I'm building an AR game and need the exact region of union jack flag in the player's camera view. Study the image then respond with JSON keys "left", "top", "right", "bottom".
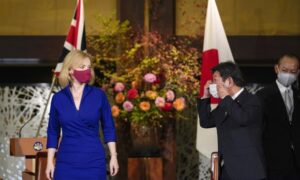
{"left": 55, "top": 0, "right": 86, "bottom": 74}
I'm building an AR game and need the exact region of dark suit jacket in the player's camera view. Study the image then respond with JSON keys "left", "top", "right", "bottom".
{"left": 197, "top": 90, "right": 266, "bottom": 180}
{"left": 257, "top": 82, "right": 300, "bottom": 174}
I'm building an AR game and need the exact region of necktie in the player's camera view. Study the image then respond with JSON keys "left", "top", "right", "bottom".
{"left": 284, "top": 89, "right": 293, "bottom": 122}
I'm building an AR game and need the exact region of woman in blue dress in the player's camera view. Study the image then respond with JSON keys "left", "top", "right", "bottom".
{"left": 45, "top": 50, "right": 119, "bottom": 180}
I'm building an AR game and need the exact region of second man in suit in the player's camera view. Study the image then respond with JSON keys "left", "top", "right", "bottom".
{"left": 257, "top": 54, "right": 300, "bottom": 180}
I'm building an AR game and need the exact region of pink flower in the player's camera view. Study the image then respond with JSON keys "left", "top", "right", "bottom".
{"left": 155, "top": 97, "right": 165, "bottom": 108}
{"left": 114, "top": 82, "right": 125, "bottom": 92}
{"left": 123, "top": 101, "right": 134, "bottom": 112}
{"left": 144, "top": 73, "right": 157, "bottom": 83}
{"left": 166, "top": 90, "right": 175, "bottom": 101}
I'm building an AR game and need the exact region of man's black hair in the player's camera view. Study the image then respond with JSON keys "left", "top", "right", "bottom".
{"left": 277, "top": 53, "right": 300, "bottom": 66}
{"left": 212, "top": 62, "right": 245, "bottom": 87}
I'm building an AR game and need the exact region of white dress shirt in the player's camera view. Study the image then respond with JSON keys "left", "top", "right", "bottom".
{"left": 231, "top": 88, "right": 244, "bottom": 100}
{"left": 276, "top": 80, "right": 294, "bottom": 106}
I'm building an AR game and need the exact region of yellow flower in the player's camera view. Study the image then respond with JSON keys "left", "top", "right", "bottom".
{"left": 115, "top": 92, "right": 125, "bottom": 104}
{"left": 145, "top": 90, "right": 158, "bottom": 100}
{"left": 111, "top": 105, "right": 120, "bottom": 117}
{"left": 139, "top": 101, "right": 151, "bottom": 111}
{"left": 173, "top": 97, "right": 185, "bottom": 111}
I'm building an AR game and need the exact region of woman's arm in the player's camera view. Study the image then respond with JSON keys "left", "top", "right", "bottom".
{"left": 45, "top": 96, "right": 61, "bottom": 179}
{"left": 100, "top": 91, "right": 119, "bottom": 176}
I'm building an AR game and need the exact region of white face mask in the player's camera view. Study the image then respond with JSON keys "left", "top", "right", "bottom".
{"left": 277, "top": 72, "right": 297, "bottom": 87}
{"left": 209, "top": 84, "right": 219, "bottom": 98}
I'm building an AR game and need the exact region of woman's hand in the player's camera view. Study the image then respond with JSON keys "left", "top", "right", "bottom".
{"left": 107, "top": 142, "right": 118, "bottom": 176}
{"left": 109, "top": 155, "right": 119, "bottom": 176}
{"left": 45, "top": 162, "right": 55, "bottom": 180}
{"left": 46, "top": 148, "right": 56, "bottom": 180}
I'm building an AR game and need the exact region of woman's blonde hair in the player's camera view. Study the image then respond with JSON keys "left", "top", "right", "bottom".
{"left": 58, "top": 50, "right": 95, "bottom": 88}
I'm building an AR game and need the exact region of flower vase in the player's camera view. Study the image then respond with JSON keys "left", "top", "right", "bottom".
{"left": 129, "top": 121, "right": 161, "bottom": 157}
{"left": 161, "top": 118, "right": 176, "bottom": 180}
{"left": 114, "top": 119, "right": 130, "bottom": 179}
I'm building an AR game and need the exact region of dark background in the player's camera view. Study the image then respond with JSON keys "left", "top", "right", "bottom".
{"left": 1, "top": 36, "right": 299, "bottom": 84}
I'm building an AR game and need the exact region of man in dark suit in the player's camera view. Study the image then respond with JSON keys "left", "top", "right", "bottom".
{"left": 197, "top": 62, "right": 266, "bottom": 180}
{"left": 257, "top": 54, "right": 300, "bottom": 180}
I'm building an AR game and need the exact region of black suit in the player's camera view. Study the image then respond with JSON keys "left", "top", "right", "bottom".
{"left": 197, "top": 89, "right": 266, "bottom": 180}
{"left": 257, "top": 82, "right": 300, "bottom": 180}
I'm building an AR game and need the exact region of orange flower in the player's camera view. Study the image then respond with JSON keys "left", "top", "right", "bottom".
{"left": 139, "top": 101, "right": 151, "bottom": 111}
{"left": 111, "top": 105, "right": 120, "bottom": 117}
{"left": 145, "top": 90, "right": 158, "bottom": 100}
{"left": 173, "top": 97, "right": 185, "bottom": 111}
{"left": 131, "top": 81, "right": 139, "bottom": 89}
{"left": 115, "top": 92, "right": 125, "bottom": 104}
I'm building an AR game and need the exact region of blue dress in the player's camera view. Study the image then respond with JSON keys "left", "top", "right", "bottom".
{"left": 47, "top": 85, "right": 116, "bottom": 180}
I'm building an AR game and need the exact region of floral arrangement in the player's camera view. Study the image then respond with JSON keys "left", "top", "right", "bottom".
{"left": 88, "top": 14, "right": 201, "bottom": 125}
{"left": 110, "top": 73, "right": 186, "bottom": 125}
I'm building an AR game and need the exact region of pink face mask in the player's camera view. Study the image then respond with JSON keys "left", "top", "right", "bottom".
{"left": 73, "top": 69, "right": 91, "bottom": 83}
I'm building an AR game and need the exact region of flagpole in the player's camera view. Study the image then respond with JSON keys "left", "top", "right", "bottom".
{"left": 35, "top": 74, "right": 57, "bottom": 137}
